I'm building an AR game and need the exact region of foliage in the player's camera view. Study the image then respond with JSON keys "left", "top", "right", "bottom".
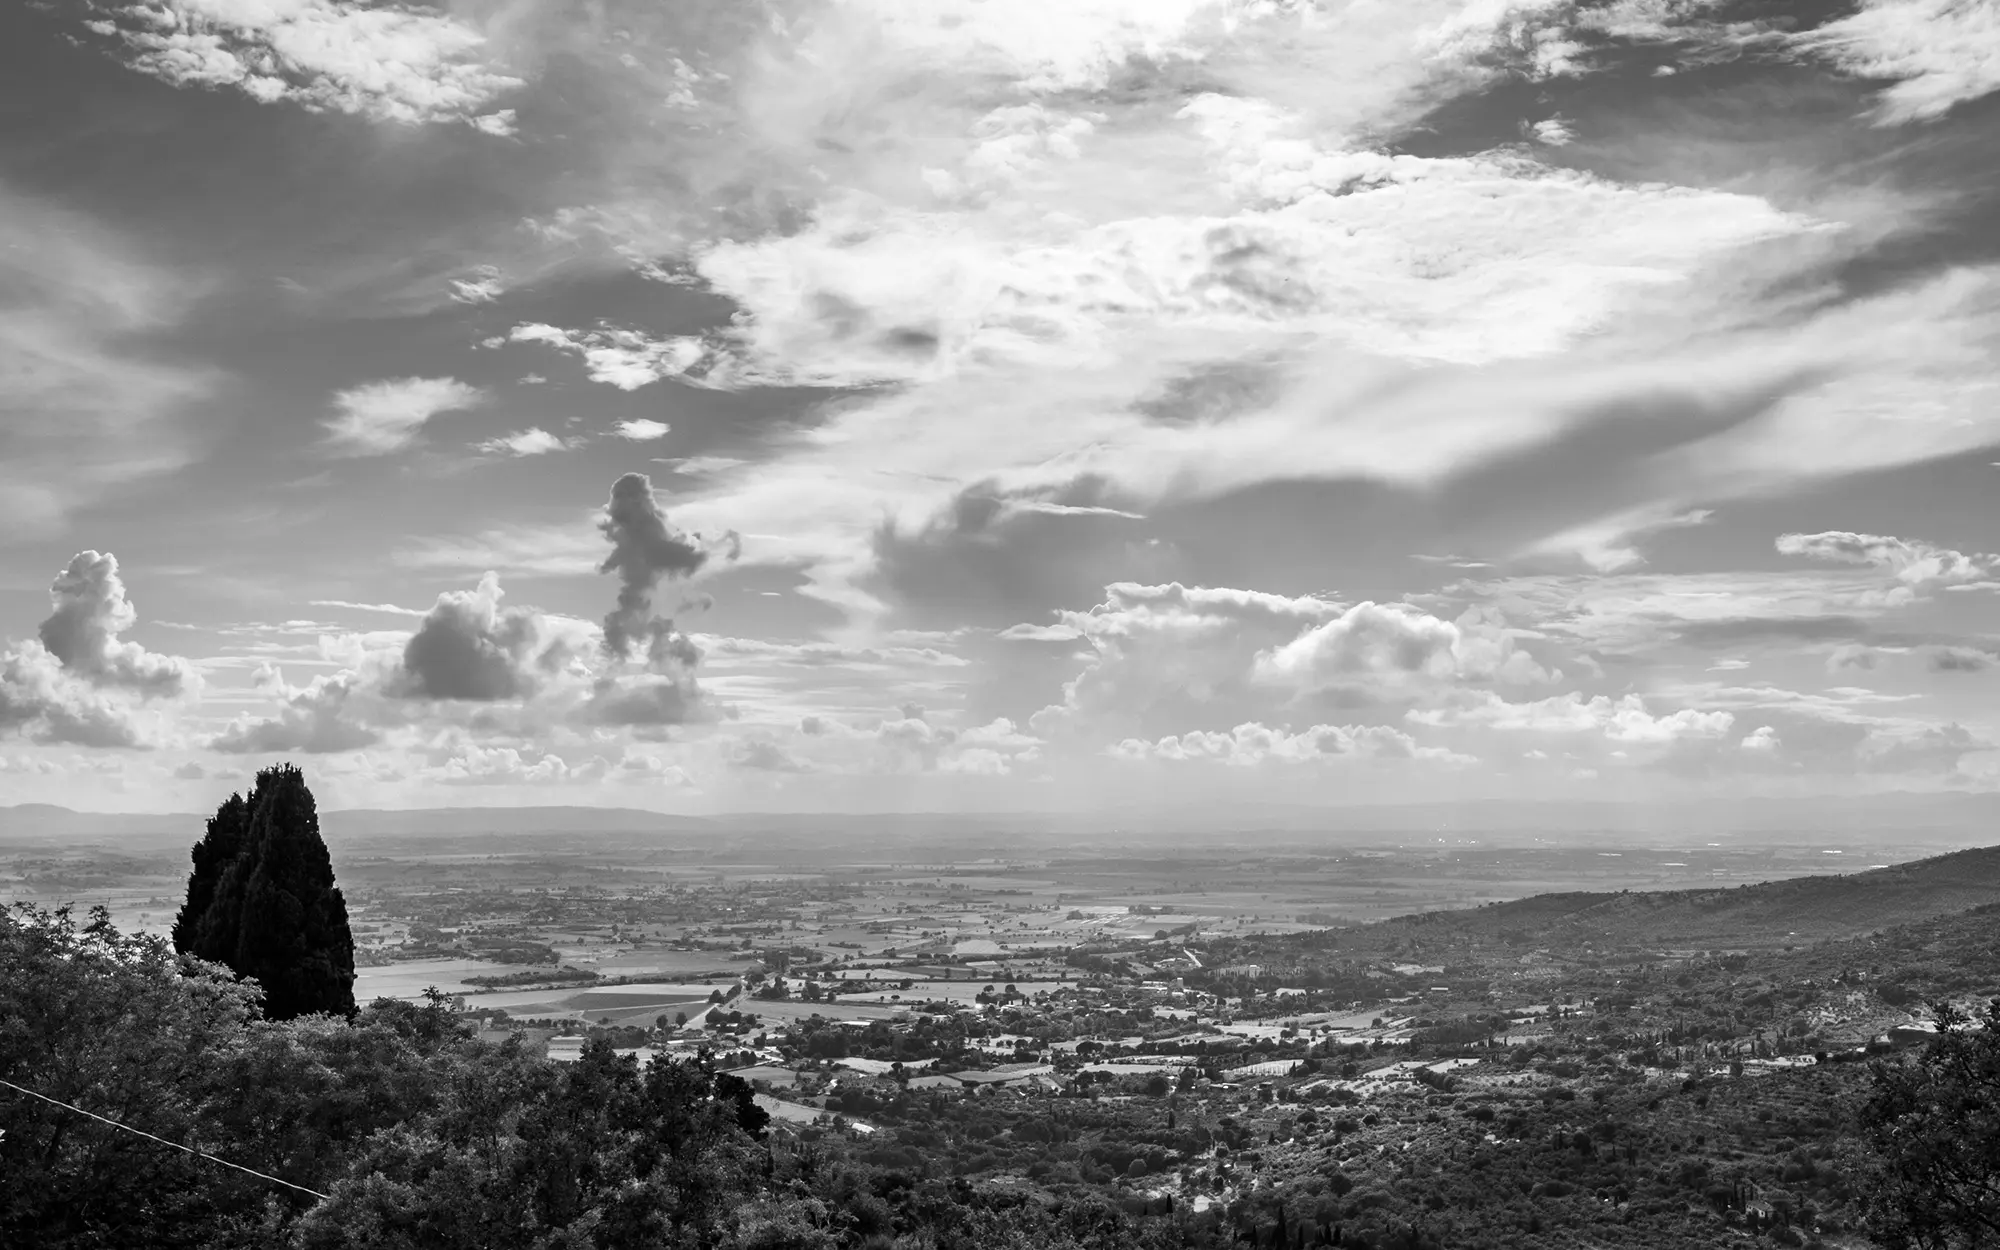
{"left": 1858, "top": 998, "right": 2000, "bottom": 1249}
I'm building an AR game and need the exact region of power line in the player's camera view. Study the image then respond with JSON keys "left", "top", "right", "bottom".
{"left": 0, "top": 1076, "right": 331, "bottom": 1201}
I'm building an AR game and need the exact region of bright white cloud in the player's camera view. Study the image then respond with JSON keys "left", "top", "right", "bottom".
{"left": 1410, "top": 691, "right": 1736, "bottom": 744}
{"left": 324, "top": 377, "right": 483, "bottom": 455}
{"left": 1111, "top": 720, "right": 1462, "bottom": 767}
{"left": 0, "top": 550, "right": 195, "bottom": 749}
{"left": 507, "top": 323, "right": 709, "bottom": 390}
{"left": 613, "top": 419, "right": 672, "bottom": 441}
{"left": 478, "top": 427, "right": 572, "bottom": 457}
{"left": 1253, "top": 601, "right": 1552, "bottom": 698}
{"left": 86, "top": 0, "right": 522, "bottom": 129}
{"left": 1796, "top": 0, "right": 2000, "bottom": 123}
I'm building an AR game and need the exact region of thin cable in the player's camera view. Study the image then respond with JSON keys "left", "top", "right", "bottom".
{"left": 0, "top": 1076, "right": 331, "bottom": 1201}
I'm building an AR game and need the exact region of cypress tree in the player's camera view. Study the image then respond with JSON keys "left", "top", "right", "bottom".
{"left": 170, "top": 789, "right": 251, "bottom": 959}
{"left": 171, "top": 764, "right": 356, "bottom": 1019}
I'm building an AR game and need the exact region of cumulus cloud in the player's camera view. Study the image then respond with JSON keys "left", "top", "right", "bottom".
{"left": 208, "top": 672, "right": 377, "bottom": 754}
{"left": 731, "top": 735, "right": 813, "bottom": 773}
{"left": 1030, "top": 582, "right": 1553, "bottom": 746}
{"left": 579, "top": 670, "right": 707, "bottom": 728}
{"left": 1741, "top": 725, "right": 1780, "bottom": 752}
{"left": 0, "top": 644, "right": 149, "bottom": 749}
{"left": 421, "top": 745, "right": 611, "bottom": 787}
{"left": 1111, "top": 721, "right": 1461, "bottom": 767}
{"left": 37, "top": 550, "right": 192, "bottom": 695}
{"left": 0, "top": 550, "right": 195, "bottom": 749}
{"left": 324, "top": 377, "right": 483, "bottom": 455}
{"left": 1253, "top": 601, "right": 1551, "bottom": 702}
{"left": 1410, "top": 691, "right": 1736, "bottom": 744}
{"left": 387, "top": 572, "right": 582, "bottom": 702}
{"left": 1033, "top": 582, "right": 1342, "bottom": 734}
{"left": 597, "top": 473, "right": 709, "bottom": 663}
{"left": 83, "top": 0, "right": 522, "bottom": 129}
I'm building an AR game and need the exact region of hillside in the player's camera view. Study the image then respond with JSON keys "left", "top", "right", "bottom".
{"left": 1362, "top": 844, "right": 2000, "bottom": 953}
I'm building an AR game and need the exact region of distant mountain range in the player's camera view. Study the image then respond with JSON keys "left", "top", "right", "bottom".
{"left": 1364, "top": 843, "right": 2000, "bottom": 951}
{"left": 2, "top": 791, "right": 1997, "bottom": 845}
{"left": 0, "top": 804, "right": 713, "bottom": 841}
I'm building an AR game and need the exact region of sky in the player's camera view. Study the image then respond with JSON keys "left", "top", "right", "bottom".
{"left": 2, "top": 0, "right": 1999, "bottom": 815}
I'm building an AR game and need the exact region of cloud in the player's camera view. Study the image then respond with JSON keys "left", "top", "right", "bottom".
{"left": 579, "top": 671, "right": 707, "bottom": 728}
{"left": 0, "top": 192, "right": 214, "bottom": 538}
{"left": 507, "top": 323, "right": 710, "bottom": 390}
{"left": 449, "top": 266, "right": 505, "bottom": 304}
{"left": 731, "top": 735, "right": 813, "bottom": 773}
{"left": 37, "top": 550, "right": 193, "bottom": 696}
{"left": 0, "top": 550, "right": 196, "bottom": 749}
{"left": 1929, "top": 646, "right": 1992, "bottom": 673}
{"left": 386, "top": 572, "right": 582, "bottom": 702}
{"left": 1410, "top": 692, "right": 1736, "bottom": 744}
{"left": 1438, "top": 567, "right": 1930, "bottom": 655}
{"left": 1033, "top": 582, "right": 1342, "bottom": 734}
{"left": 324, "top": 377, "right": 483, "bottom": 455}
{"left": 420, "top": 745, "right": 611, "bottom": 787}
{"left": 1795, "top": 0, "right": 2000, "bottom": 124}
{"left": 1252, "top": 601, "right": 1552, "bottom": 702}
{"left": 1776, "top": 529, "right": 2000, "bottom": 590}
{"left": 998, "top": 622, "right": 1083, "bottom": 642}
{"left": 83, "top": 0, "right": 522, "bottom": 129}
{"left": 478, "top": 427, "right": 573, "bottom": 457}
{"left": 1111, "top": 721, "right": 1461, "bottom": 767}
{"left": 597, "top": 473, "right": 709, "bottom": 663}
{"left": 613, "top": 419, "right": 672, "bottom": 441}
{"left": 308, "top": 599, "right": 426, "bottom": 618}
{"left": 208, "top": 672, "right": 378, "bottom": 754}
{"left": 1740, "top": 725, "right": 1780, "bottom": 752}
{"left": 0, "top": 644, "right": 148, "bottom": 749}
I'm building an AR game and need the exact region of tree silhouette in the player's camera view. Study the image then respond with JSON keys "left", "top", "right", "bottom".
{"left": 172, "top": 764, "right": 356, "bottom": 1020}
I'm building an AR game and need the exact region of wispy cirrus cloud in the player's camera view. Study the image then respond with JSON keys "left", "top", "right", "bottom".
{"left": 0, "top": 190, "right": 215, "bottom": 538}
{"left": 1795, "top": 0, "right": 2000, "bottom": 124}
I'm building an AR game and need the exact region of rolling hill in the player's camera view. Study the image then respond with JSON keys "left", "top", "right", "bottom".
{"left": 1364, "top": 843, "right": 2000, "bottom": 952}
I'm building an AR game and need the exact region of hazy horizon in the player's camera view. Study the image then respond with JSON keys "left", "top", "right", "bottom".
{"left": 4, "top": 2, "right": 2000, "bottom": 816}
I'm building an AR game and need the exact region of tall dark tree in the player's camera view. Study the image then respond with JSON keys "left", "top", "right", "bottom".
{"left": 171, "top": 764, "right": 356, "bottom": 1020}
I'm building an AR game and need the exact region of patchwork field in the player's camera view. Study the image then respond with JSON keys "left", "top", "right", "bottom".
{"left": 461, "top": 981, "right": 738, "bottom": 1025}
